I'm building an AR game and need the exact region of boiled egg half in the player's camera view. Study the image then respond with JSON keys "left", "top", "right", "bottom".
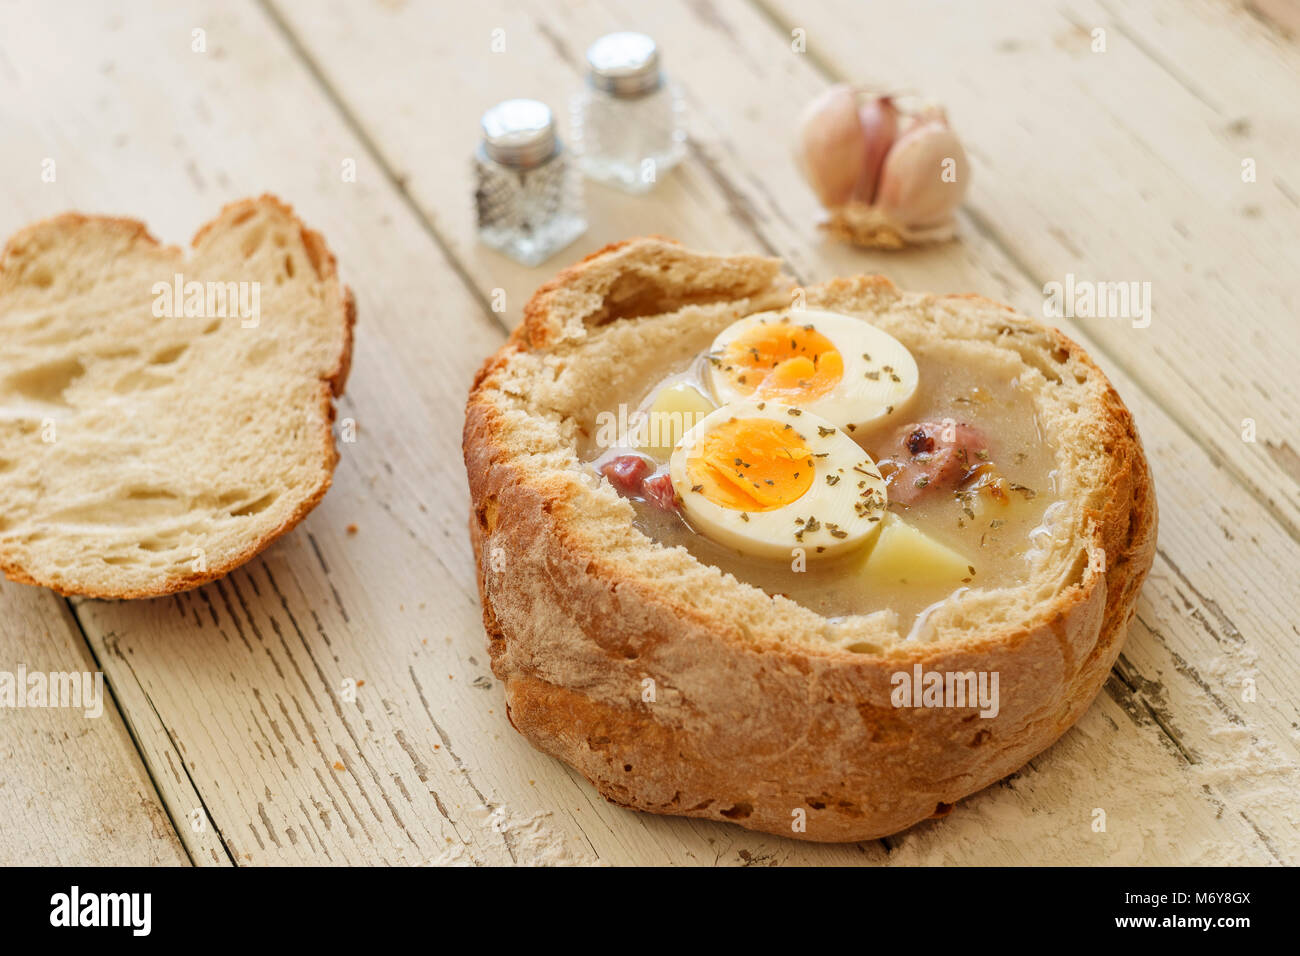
{"left": 669, "top": 401, "right": 889, "bottom": 560}
{"left": 706, "top": 309, "right": 918, "bottom": 431}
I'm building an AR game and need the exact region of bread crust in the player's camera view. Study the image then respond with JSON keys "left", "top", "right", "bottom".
{"left": 464, "top": 238, "right": 1157, "bottom": 842}
{"left": 0, "top": 195, "right": 353, "bottom": 599}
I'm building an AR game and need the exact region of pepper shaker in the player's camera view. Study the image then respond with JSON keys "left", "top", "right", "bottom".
{"left": 474, "top": 99, "right": 586, "bottom": 267}
{"left": 571, "top": 32, "right": 686, "bottom": 194}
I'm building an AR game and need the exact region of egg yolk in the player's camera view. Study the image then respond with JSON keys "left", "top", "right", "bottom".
{"left": 718, "top": 323, "right": 844, "bottom": 403}
{"left": 686, "top": 417, "right": 815, "bottom": 512}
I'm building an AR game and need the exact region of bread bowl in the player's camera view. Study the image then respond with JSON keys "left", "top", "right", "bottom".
{"left": 463, "top": 238, "right": 1156, "bottom": 842}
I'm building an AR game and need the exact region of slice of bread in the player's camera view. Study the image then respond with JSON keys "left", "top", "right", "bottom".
{"left": 464, "top": 238, "right": 1157, "bottom": 842}
{"left": 0, "top": 196, "right": 354, "bottom": 598}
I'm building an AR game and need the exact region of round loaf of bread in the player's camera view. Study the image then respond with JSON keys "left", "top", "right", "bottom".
{"left": 463, "top": 238, "right": 1156, "bottom": 842}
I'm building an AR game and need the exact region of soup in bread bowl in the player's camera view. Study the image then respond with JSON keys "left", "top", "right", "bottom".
{"left": 464, "top": 238, "right": 1156, "bottom": 842}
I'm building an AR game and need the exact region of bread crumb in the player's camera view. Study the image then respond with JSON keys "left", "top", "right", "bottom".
{"left": 346, "top": 523, "right": 358, "bottom": 535}
{"left": 332, "top": 761, "right": 345, "bottom": 771}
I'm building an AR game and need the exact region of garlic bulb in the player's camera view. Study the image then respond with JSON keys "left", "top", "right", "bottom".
{"left": 794, "top": 88, "right": 970, "bottom": 249}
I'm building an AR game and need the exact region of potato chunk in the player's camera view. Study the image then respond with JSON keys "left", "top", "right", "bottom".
{"left": 859, "top": 513, "right": 974, "bottom": 586}
{"left": 638, "top": 383, "right": 715, "bottom": 460}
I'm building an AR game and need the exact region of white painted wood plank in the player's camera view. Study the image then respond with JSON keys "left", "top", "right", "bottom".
{"left": 0, "top": 582, "right": 189, "bottom": 866}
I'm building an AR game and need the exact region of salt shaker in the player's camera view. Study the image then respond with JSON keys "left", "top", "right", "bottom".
{"left": 571, "top": 32, "right": 686, "bottom": 194}
{"left": 474, "top": 99, "right": 586, "bottom": 267}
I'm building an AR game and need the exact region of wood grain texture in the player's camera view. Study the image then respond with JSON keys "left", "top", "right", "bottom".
{"left": 0, "top": 583, "right": 188, "bottom": 866}
{"left": 0, "top": 0, "right": 1295, "bottom": 864}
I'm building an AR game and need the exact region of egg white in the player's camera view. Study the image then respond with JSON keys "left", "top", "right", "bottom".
{"left": 706, "top": 309, "right": 918, "bottom": 431}
{"left": 669, "top": 401, "right": 889, "bottom": 561}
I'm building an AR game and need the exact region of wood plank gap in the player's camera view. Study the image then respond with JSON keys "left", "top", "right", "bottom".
{"left": 1113, "top": 652, "right": 1200, "bottom": 765}
{"left": 255, "top": 0, "right": 508, "bottom": 335}
{"left": 1244, "top": 0, "right": 1300, "bottom": 42}
{"left": 1086, "top": 2, "right": 1219, "bottom": 112}
{"left": 744, "top": 0, "right": 845, "bottom": 82}
{"left": 685, "top": 137, "right": 791, "bottom": 266}
{"left": 137, "top": 687, "right": 239, "bottom": 866}
{"left": 65, "top": 594, "right": 237, "bottom": 865}
{"left": 60, "top": 596, "right": 202, "bottom": 866}
{"left": 1238, "top": 808, "right": 1286, "bottom": 864}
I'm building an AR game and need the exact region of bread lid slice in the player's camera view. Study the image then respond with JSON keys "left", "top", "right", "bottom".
{"left": 0, "top": 195, "right": 354, "bottom": 598}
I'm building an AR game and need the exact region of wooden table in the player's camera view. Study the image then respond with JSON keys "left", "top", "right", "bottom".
{"left": 1, "top": 0, "right": 1297, "bottom": 866}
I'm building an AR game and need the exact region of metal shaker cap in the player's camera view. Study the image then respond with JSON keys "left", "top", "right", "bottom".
{"left": 481, "top": 99, "right": 557, "bottom": 168}
{"left": 585, "top": 32, "right": 661, "bottom": 97}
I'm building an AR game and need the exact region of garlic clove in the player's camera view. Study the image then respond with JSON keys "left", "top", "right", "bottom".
{"left": 876, "top": 120, "right": 971, "bottom": 229}
{"left": 794, "top": 84, "right": 868, "bottom": 209}
{"left": 850, "top": 96, "right": 899, "bottom": 206}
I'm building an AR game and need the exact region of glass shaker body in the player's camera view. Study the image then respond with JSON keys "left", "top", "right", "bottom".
{"left": 474, "top": 99, "right": 586, "bottom": 267}
{"left": 572, "top": 81, "right": 685, "bottom": 194}
{"left": 571, "top": 32, "right": 685, "bottom": 195}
